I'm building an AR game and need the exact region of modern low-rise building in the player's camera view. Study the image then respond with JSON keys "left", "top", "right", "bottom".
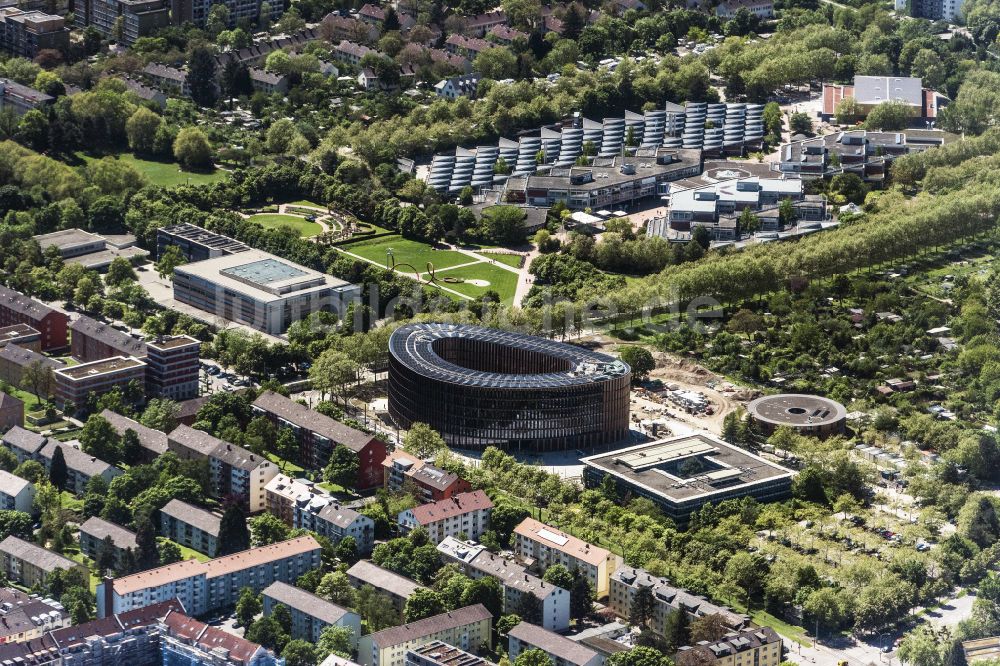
{"left": 172, "top": 249, "right": 360, "bottom": 336}
{"left": 97, "top": 535, "right": 322, "bottom": 618}
{"left": 264, "top": 474, "right": 375, "bottom": 553}
{"left": 53, "top": 356, "right": 147, "bottom": 411}
{"left": 262, "top": 581, "right": 361, "bottom": 645}
{"left": 397, "top": 490, "right": 493, "bottom": 544}
{"left": 346, "top": 561, "right": 425, "bottom": 612}
{"left": 513, "top": 518, "right": 618, "bottom": 598}
{"left": 79, "top": 517, "right": 139, "bottom": 567}
{"left": 0, "top": 536, "right": 86, "bottom": 587}
{"left": 0, "top": 469, "right": 33, "bottom": 513}
{"left": 581, "top": 435, "right": 795, "bottom": 526}
{"left": 776, "top": 130, "right": 944, "bottom": 183}
{"left": 676, "top": 627, "right": 782, "bottom": 666}
{"left": 0, "top": 285, "right": 69, "bottom": 351}
{"left": 609, "top": 566, "right": 747, "bottom": 635}
{"left": 100, "top": 409, "right": 169, "bottom": 462}
{"left": 383, "top": 450, "right": 472, "bottom": 503}
{"left": 252, "top": 391, "right": 387, "bottom": 486}
{"left": 159, "top": 499, "right": 222, "bottom": 556}
{"left": 38, "top": 439, "right": 122, "bottom": 495}
{"left": 358, "top": 604, "right": 493, "bottom": 666}
{"left": 156, "top": 223, "right": 249, "bottom": 263}
{"left": 507, "top": 622, "right": 602, "bottom": 666}
{"left": 820, "top": 76, "right": 945, "bottom": 123}
{"left": 438, "top": 537, "right": 570, "bottom": 631}
{"left": 0, "top": 391, "right": 23, "bottom": 431}
{"left": 0, "top": 7, "right": 69, "bottom": 59}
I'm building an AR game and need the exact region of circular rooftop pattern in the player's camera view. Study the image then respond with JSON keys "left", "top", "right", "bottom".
{"left": 747, "top": 393, "right": 847, "bottom": 438}
{"left": 387, "top": 323, "right": 632, "bottom": 451}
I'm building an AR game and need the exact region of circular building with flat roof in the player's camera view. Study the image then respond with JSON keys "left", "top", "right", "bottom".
{"left": 388, "top": 323, "right": 632, "bottom": 451}
{"left": 747, "top": 393, "right": 847, "bottom": 438}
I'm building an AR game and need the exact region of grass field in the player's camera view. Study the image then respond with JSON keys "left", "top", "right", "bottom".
{"left": 480, "top": 252, "right": 524, "bottom": 268}
{"left": 341, "top": 236, "right": 471, "bottom": 271}
{"left": 248, "top": 213, "right": 323, "bottom": 238}
{"left": 160, "top": 538, "right": 212, "bottom": 562}
{"left": 77, "top": 152, "right": 228, "bottom": 188}
{"left": 434, "top": 262, "right": 519, "bottom": 305}
{"left": 265, "top": 451, "right": 305, "bottom": 475}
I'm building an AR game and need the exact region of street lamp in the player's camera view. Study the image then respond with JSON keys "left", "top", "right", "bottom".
{"left": 878, "top": 632, "right": 891, "bottom": 662}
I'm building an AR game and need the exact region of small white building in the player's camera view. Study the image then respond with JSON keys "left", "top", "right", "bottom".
{"left": 0, "top": 469, "right": 33, "bottom": 513}
{"left": 434, "top": 74, "right": 480, "bottom": 100}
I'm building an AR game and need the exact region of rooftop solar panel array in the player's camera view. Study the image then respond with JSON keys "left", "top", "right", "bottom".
{"left": 425, "top": 102, "right": 766, "bottom": 193}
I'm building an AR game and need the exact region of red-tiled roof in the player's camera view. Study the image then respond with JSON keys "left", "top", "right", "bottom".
{"left": 409, "top": 489, "right": 493, "bottom": 525}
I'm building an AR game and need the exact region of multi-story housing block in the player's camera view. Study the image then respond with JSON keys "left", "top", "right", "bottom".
{"left": 145, "top": 335, "right": 200, "bottom": 400}
{"left": 0, "top": 392, "right": 22, "bottom": 431}
{"left": 397, "top": 491, "right": 493, "bottom": 544}
{"left": 0, "top": 7, "right": 68, "bottom": 58}
{"left": 0, "top": 469, "right": 33, "bottom": 513}
{"left": 346, "top": 561, "right": 425, "bottom": 612}
{"left": 252, "top": 391, "right": 386, "bottom": 487}
{"left": 53, "top": 356, "right": 147, "bottom": 410}
{"left": 79, "top": 517, "right": 139, "bottom": 568}
{"left": 513, "top": 518, "right": 618, "bottom": 598}
{"left": 383, "top": 450, "right": 471, "bottom": 503}
{"left": 0, "top": 587, "right": 67, "bottom": 644}
{"left": 676, "top": 627, "right": 782, "bottom": 666}
{"left": 508, "top": 623, "right": 601, "bottom": 666}
{"left": 358, "top": 605, "right": 493, "bottom": 666}
{"left": 159, "top": 499, "right": 221, "bottom": 557}
{"left": 38, "top": 439, "right": 122, "bottom": 495}
{"left": 0, "top": 344, "right": 63, "bottom": 394}
{"left": 0, "top": 536, "right": 86, "bottom": 587}
{"left": 97, "top": 535, "right": 322, "bottom": 618}
{"left": 0, "top": 286, "right": 68, "bottom": 351}
{"left": 210, "top": 442, "right": 277, "bottom": 513}
{"left": 262, "top": 581, "right": 361, "bottom": 645}
{"left": 264, "top": 475, "right": 374, "bottom": 553}
{"left": 0, "top": 324, "right": 42, "bottom": 352}
{"left": 100, "top": 409, "right": 168, "bottom": 463}
{"left": 74, "top": 0, "right": 170, "bottom": 46}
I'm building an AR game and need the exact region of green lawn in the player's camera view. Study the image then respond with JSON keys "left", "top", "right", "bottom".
{"left": 160, "top": 538, "right": 212, "bottom": 562}
{"left": 480, "top": 252, "right": 524, "bottom": 268}
{"left": 65, "top": 550, "right": 100, "bottom": 593}
{"left": 77, "top": 152, "right": 228, "bottom": 188}
{"left": 341, "top": 236, "right": 471, "bottom": 272}
{"left": 265, "top": 451, "right": 305, "bottom": 475}
{"left": 433, "top": 262, "right": 519, "bottom": 305}
{"left": 286, "top": 199, "right": 326, "bottom": 208}
{"left": 248, "top": 214, "right": 323, "bottom": 238}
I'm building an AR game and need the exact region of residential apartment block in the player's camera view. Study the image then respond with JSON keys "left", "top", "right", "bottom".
{"left": 0, "top": 285, "right": 69, "bottom": 351}
{"left": 0, "top": 344, "right": 62, "bottom": 396}
{"left": 0, "top": 392, "right": 22, "bottom": 431}
{"left": 97, "top": 535, "right": 322, "bottom": 618}
{"left": 79, "top": 517, "right": 139, "bottom": 568}
{"left": 513, "top": 518, "right": 618, "bottom": 598}
{"left": 53, "top": 356, "right": 147, "bottom": 410}
{"left": 100, "top": 409, "right": 168, "bottom": 462}
{"left": 437, "top": 537, "right": 570, "bottom": 631}
{"left": 676, "top": 627, "right": 782, "bottom": 666}
{"left": 508, "top": 622, "right": 601, "bottom": 666}
{"left": 0, "top": 587, "right": 67, "bottom": 644}
{"left": 0, "top": 323, "right": 41, "bottom": 351}
{"left": 160, "top": 608, "right": 283, "bottom": 665}
{"left": 0, "top": 78, "right": 52, "bottom": 116}
{"left": 210, "top": 441, "right": 278, "bottom": 513}
{"left": 170, "top": 0, "right": 283, "bottom": 30}
{"left": 715, "top": 0, "right": 773, "bottom": 18}
{"left": 609, "top": 566, "right": 747, "bottom": 635}
{"left": 38, "top": 438, "right": 122, "bottom": 495}
{"left": 406, "top": 641, "right": 496, "bottom": 666}
{"left": 262, "top": 581, "right": 361, "bottom": 645}
{"left": 74, "top": 0, "right": 170, "bottom": 45}
{"left": 264, "top": 474, "right": 375, "bottom": 553}
{"left": 383, "top": 450, "right": 471, "bottom": 503}
{"left": 1, "top": 425, "right": 47, "bottom": 463}
{"left": 145, "top": 335, "right": 200, "bottom": 400}
{"left": 167, "top": 423, "right": 224, "bottom": 460}
{"left": 0, "top": 536, "right": 86, "bottom": 587}
{"left": 346, "top": 561, "right": 425, "bottom": 612}
{"left": 0, "top": 7, "right": 69, "bottom": 59}
{"left": 0, "top": 469, "right": 33, "bottom": 513}
{"left": 252, "top": 391, "right": 387, "bottom": 486}
{"left": 70, "top": 315, "right": 146, "bottom": 362}
{"left": 159, "top": 499, "right": 222, "bottom": 556}
{"left": 397, "top": 490, "right": 493, "bottom": 544}
{"left": 358, "top": 604, "right": 493, "bottom": 666}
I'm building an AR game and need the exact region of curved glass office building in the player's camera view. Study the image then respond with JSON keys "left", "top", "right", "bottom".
{"left": 388, "top": 323, "right": 632, "bottom": 451}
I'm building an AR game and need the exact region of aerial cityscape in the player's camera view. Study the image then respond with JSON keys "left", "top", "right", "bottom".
{"left": 0, "top": 0, "right": 993, "bottom": 664}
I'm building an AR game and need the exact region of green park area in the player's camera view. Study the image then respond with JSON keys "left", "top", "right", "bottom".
{"left": 479, "top": 251, "right": 524, "bottom": 269}
{"left": 76, "top": 152, "right": 228, "bottom": 188}
{"left": 433, "top": 262, "right": 519, "bottom": 305}
{"left": 340, "top": 236, "right": 470, "bottom": 272}
{"left": 248, "top": 213, "right": 323, "bottom": 238}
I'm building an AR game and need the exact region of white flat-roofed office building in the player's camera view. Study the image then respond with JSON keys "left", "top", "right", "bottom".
{"left": 172, "top": 250, "right": 360, "bottom": 335}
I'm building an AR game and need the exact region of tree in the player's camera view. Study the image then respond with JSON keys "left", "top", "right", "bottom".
{"left": 405, "top": 588, "right": 447, "bottom": 622}
{"left": 125, "top": 107, "right": 162, "bottom": 154}
{"left": 249, "top": 513, "right": 291, "bottom": 547}
{"left": 542, "top": 564, "right": 574, "bottom": 590}
{"left": 106, "top": 257, "right": 137, "bottom": 287}
{"left": 325, "top": 445, "right": 359, "bottom": 488}
{"left": 663, "top": 607, "right": 691, "bottom": 651}
{"left": 461, "top": 576, "right": 503, "bottom": 618}
{"left": 141, "top": 399, "right": 179, "bottom": 432}
{"left": 173, "top": 127, "right": 213, "bottom": 170}
{"left": 80, "top": 416, "right": 122, "bottom": 462}
{"left": 898, "top": 626, "right": 948, "bottom": 666}
{"left": 236, "top": 587, "right": 262, "bottom": 627}
{"left": 690, "top": 614, "right": 729, "bottom": 643}
{"left": 316, "top": 571, "right": 356, "bottom": 606}
{"left": 403, "top": 423, "right": 447, "bottom": 459}
{"left": 310, "top": 349, "right": 358, "bottom": 405}
{"left": 481, "top": 206, "right": 526, "bottom": 245}
{"left": 0, "top": 510, "right": 33, "bottom": 541}
{"left": 618, "top": 346, "right": 655, "bottom": 382}
{"left": 23, "top": 359, "right": 54, "bottom": 406}
{"left": 282, "top": 639, "right": 317, "bottom": 666}
{"left": 803, "top": 587, "right": 846, "bottom": 635}
{"left": 217, "top": 502, "right": 251, "bottom": 555}
{"left": 187, "top": 46, "right": 218, "bottom": 107}
{"left": 246, "top": 616, "right": 288, "bottom": 652}
{"left": 835, "top": 97, "right": 861, "bottom": 124}
{"left": 607, "top": 647, "right": 672, "bottom": 666}
{"left": 958, "top": 494, "right": 1000, "bottom": 548}
{"left": 156, "top": 245, "right": 186, "bottom": 280}
{"left": 318, "top": 625, "right": 355, "bottom": 659}
{"left": 865, "top": 100, "right": 911, "bottom": 131}
{"left": 335, "top": 535, "right": 358, "bottom": 564}
{"left": 158, "top": 539, "right": 182, "bottom": 565}
{"left": 49, "top": 445, "right": 67, "bottom": 490}
{"left": 355, "top": 584, "right": 400, "bottom": 631}
{"left": 570, "top": 571, "right": 593, "bottom": 620}
{"left": 95, "top": 535, "right": 117, "bottom": 573}
{"left": 789, "top": 112, "right": 813, "bottom": 135}
{"left": 514, "top": 649, "right": 554, "bottom": 666}
{"left": 630, "top": 586, "right": 656, "bottom": 629}
{"left": 728, "top": 309, "right": 764, "bottom": 341}
{"left": 135, "top": 516, "right": 159, "bottom": 568}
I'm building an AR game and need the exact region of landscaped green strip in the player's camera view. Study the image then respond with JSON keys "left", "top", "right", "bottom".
{"left": 75, "top": 152, "right": 227, "bottom": 187}
{"left": 479, "top": 252, "right": 524, "bottom": 268}
{"left": 340, "top": 236, "right": 470, "bottom": 271}
{"left": 248, "top": 213, "right": 323, "bottom": 238}
{"left": 432, "top": 262, "right": 519, "bottom": 305}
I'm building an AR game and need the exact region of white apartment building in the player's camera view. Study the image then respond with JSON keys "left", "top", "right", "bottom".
{"left": 513, "top": 518, "right": 619, "bottom": 598}
{"left": 397, "top": 490, "right": 493, "bottom": 544}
